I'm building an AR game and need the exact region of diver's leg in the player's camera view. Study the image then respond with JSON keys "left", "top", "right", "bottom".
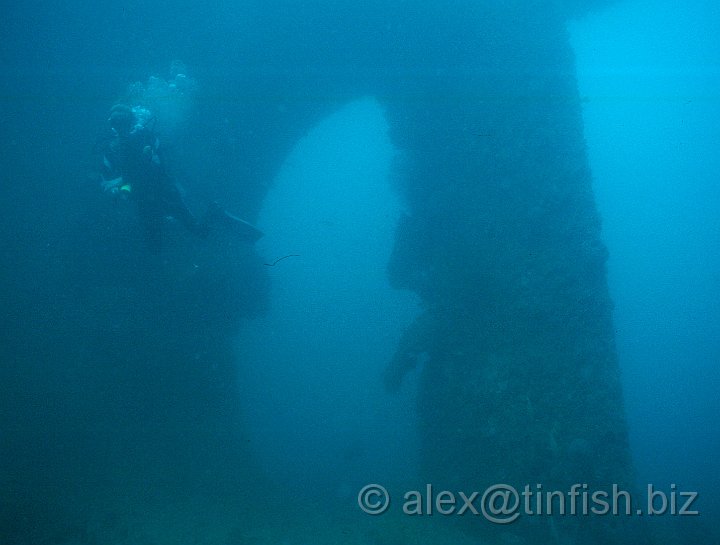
{"left": 163, "top": 184, "right": 205, "bottom": 238}
{"left": 136, "top": 200, "right": 163, "bottom": 252}
{"left": 200, "top": 202, "right": 264, "bottom": 243}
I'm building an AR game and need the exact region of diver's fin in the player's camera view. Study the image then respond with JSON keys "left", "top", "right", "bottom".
{"left": 202, "top": 202, "right": 264, "bottom": 243}
{"left": 221, "top": 210, "right": 264, "bottom": 243}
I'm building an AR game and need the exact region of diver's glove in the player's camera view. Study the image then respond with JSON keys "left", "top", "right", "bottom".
{"left": 101, "top": 176, "right": 131, "bottom": 198}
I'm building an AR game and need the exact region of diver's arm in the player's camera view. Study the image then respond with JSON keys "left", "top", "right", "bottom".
{"left": 100, "top": 151, "right": 125, "bottom": 195}
{"left": 133, "top": 126, "right": 162, "bottom": 165}
{"left": 101, "top": 145, "right": 121, "bottom": 179}
{"left": 101, "top": 176, "right": 124, "bottom": 195}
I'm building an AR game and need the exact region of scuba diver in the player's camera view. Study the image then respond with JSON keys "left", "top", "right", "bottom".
{"left": 101, "top": 104, "right": 262, "bottom": 251}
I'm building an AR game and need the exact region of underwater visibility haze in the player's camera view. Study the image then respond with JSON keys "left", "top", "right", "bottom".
{"left": 1, "top": 0, "right": 718, "bottom": 544}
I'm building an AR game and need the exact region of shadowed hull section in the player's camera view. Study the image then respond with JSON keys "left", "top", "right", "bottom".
{"left": 229, "top": 2, "right": 648, "bottom": 542}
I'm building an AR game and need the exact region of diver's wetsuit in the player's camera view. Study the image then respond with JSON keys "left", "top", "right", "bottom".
{"left": 102, "top": 125, "right": 201, "bottom": 251}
